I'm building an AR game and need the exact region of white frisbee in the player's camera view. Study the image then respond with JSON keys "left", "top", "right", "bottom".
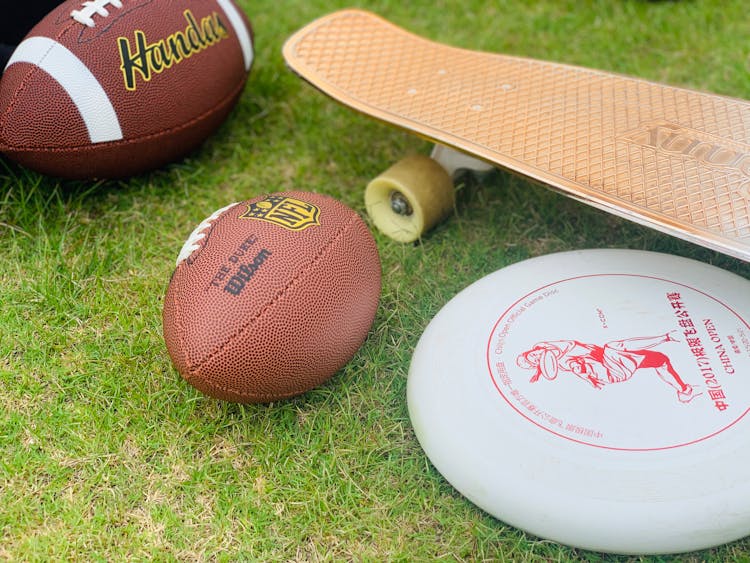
{"left": 407, "top": 249, "right": 750, "bottom": 554}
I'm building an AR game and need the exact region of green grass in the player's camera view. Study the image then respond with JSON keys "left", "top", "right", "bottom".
{"left": 3, "top": 0, "right": 750, "bottom": 560}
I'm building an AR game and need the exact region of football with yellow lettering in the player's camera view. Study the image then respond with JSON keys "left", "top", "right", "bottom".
{"left": 162, "top": 191, "right": 382, "bottom": 403}
{"left": 0, "top": 0, "right": 253, "bottom": 179}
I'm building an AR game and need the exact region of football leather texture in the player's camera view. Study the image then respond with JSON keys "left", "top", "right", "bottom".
{"left": 0, "top": 0, "right": 254, "bottom": 179}
{"left": 162, "top": 191, "right": 382, "bottom": 403}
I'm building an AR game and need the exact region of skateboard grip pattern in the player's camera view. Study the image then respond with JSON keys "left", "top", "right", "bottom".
{"left": 284, "top": 9, "right": 750, "bottom": 260}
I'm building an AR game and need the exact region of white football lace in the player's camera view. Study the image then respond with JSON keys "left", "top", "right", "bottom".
{"left": 176, "top": 203, "right": 238, "bottom": 266}
{"left": 71, "top": 0, "right": 123, "bottom": 28}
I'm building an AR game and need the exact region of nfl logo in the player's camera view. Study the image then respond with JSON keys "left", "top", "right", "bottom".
{"left": 240, "top": 195, "right": 321, "bottom": 231}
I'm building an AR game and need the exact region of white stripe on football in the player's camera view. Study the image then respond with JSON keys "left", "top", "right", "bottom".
{"left": 7, "top": 36, "right": 123, "bottom": 143}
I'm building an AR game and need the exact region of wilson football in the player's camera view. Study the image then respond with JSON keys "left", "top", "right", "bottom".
{"left": 162, "top": 191, "right": 382, "bottom": 403}
{"left": 0, "top": 0, "right": 254, "bottom": 179}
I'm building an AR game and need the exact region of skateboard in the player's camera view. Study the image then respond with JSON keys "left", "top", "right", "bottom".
{"left": 283, "top": 9, "right": 750, "bottom": 259}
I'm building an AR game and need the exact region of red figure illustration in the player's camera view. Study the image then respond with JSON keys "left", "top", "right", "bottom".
{"left": 516, "top": 331, "right": 700, "bottom": 403}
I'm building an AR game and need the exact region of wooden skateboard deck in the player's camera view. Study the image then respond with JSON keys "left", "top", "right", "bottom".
{"left": 283, "top": 9, "right": 750, "bottom": 259}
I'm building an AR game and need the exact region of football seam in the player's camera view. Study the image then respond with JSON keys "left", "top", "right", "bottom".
{"left": 183, "top": 210, "right": 365, "bottom": 401}
{"left": 171, "top": 203, "right": 238, "bottom": 393}
{"left": 0, "top": 74, "right": 250, "bottom": 152}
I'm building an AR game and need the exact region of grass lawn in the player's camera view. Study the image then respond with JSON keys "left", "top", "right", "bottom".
{"left": 3, "top": 0, "right": 750, "bottom": 560}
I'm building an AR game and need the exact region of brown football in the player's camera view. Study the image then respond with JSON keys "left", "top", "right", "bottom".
{"left": 162, "top": 192, "right": 382, "bottom": 403}
{"left": 0, "top": 0, "right": 254, "bottom": 179}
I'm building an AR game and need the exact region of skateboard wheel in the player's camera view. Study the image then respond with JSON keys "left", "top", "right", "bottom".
{"left": 365, "top": 154, "right": 454, "bottom": 242}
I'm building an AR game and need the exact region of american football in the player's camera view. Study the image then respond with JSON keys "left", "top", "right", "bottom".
{"left": 0, "top": 0, "right": 254, "bottom": 179}
{"left": 162, "top": 191, "right": 382, "bottom": 403}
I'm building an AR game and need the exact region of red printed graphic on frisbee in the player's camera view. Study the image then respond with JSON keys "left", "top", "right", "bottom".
{"left": 487, "top": 274, "right": 750, "bottom": 450}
